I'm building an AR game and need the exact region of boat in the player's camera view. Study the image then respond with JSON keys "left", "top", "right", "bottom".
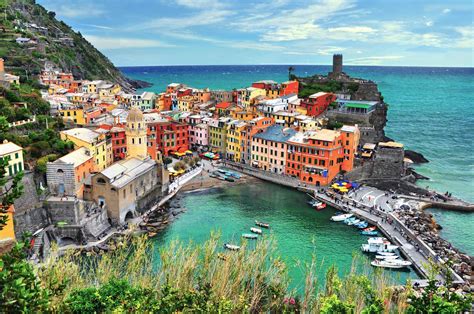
{"left": 225, "top": 176, "right": 235, "bottom": 182}
{"left": 229, "top": 172, "right": 241, "bottom": 179}
{"left": 343, "top": 217, "right": 356, "bottom": 224}
{"left": 356, "top": 221, "right": 369, "bottom": 229}
{"left": 242, "top": 233, "right": 258, "bottom": 239}
{"left": 361, "top": 230, "right": 378, "bottom": 236}
{"left": 333, "top": 214, "right": 353, "bottom": 222}
{"left": 255, "top": 221, "right": 270, "bottom": 228}
{"left": 376, "top": 254, "right": 399, "bottom": 260}
{"left": 250, "top": 227, "right": 262, "bottom": 234}
{"left": 361, "top": 237, "right": 399, "bottom": 253}
{"left": 209, "top": 173, "right": 219, "bottom": 178}
{"left": 371, "top": 259, "right": 412, "bottom": 269}
{"left": 363, "top": 226, "right": 376, "bottom": 232}
{"left": 347, "top": 219, "right": 361, "bottom": 226}
{"left": 313, "top": 201, "right": 327, "bottom": 210}
{"left": 217, "top": 169, "right": 227, "bottom": 174}
{"left": 331, "top": 213, "right": 353, "bottom": 222}
{"left": 223, "top": 243, "right": 240, "bottom": 251}
{"left": 378, "top": 252, "right": 396, "bottom": 256}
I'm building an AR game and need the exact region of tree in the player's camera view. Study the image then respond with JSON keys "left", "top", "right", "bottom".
{"left": 0, "top": 156, "right": 24, "bottom": 230}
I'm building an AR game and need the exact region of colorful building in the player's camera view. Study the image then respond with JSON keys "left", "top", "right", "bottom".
{"left": 238, "top": 87, "right": 266, "bottom": 107}
{"left": 0, "top": 140, "right": 24, "bottom": 177}
{"left": 225, "top": 120, "right": 247, "bottom": 162}
{"left": 60, "top": 128, "right": 109, "bottom": 171}
{"left": 46, "top": 147, "right": 94, "bottom": 198}
{"left": 59, "top": 107, "right": 86, "bottom": 126}
{"left": 208, "top": 117, "right": 230, "bottom": 155}
{"left": 251, "top": 125, "right": 296, "bottom": 173}
{"left": 241, "top": 116, "right": 274, "bottom": 164}
{"left": 215, "top": 102, "right": 232, "bottom": 116}
{"left": 285, "top": 128, "right": 356, "bottom": 186}
{"left": 300, "top": 92, "right": 337, "bottom": 117}
{"left": 0, "top": 205, "right": 15, "bottom": 247}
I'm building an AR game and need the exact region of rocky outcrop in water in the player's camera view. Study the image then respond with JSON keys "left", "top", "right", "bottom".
{"left": 405, "top": 150, "right": 429, "bottom": 164}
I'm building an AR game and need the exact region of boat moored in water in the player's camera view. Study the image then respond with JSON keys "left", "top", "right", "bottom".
{"left": 356, "top": 221, "right": 369, "bottom": 229}
{"left": 371, "top": 259, "right": 412, "bottom": 269}
{"left": 224, "top": 243, "right": 240, "bottom": 251}
{"left": 375, "top": 254, "right": 399, "bottom": 260}
{"left": 255, "top": 221, "right": 270, "bottom": 228}
{"left": 362, "top": 237, "right": 399, "bottom": 253}
{"left": 361, "top": 230, "right": 378, "bottom": 236}
{"left": 250, "top": 227, "right": 262, "bottom": 234}
{"left": 347, "top": 219, "right": 361, "bottom": 226}
{"left": 331, "top": 213, "right": 353, "bottom": 222}
{"left": 242, "top": 233, "right": 258, "bottom": 239}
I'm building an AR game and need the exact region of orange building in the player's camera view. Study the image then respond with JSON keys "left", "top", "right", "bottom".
{"left": 285, "top": 127, "right": 358, "bottom": 186}
{"left": 241, "top": 116, "right": 274, "bottom": 164}
{"left": 0, "top": 205, "right": 15, "bottom": 247}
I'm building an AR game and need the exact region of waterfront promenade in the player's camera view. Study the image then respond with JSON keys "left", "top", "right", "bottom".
{"left": 223, "top": 161, "right": 464, "bottom": 284}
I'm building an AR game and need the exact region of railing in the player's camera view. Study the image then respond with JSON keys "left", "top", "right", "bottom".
{"left": 168, "top": 165, "right": 203, "bottom": 193}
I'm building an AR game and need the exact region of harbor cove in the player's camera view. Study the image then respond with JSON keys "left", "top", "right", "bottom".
{"left": 154, "top": 181, "right": 418, "bottom": 287}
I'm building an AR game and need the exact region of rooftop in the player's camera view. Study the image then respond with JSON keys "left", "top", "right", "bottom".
{"left": 0, "top": 141, "right": 23, "bottom": 155}
{"left": 55, "top": 147, "right": 92, "bottom": 167}
{"left": 253, "top": 125, "right": 297, "bottom": 143}
{"left": 61, "top": 128, "right": 101, "bottom": 143}
{"left": 309, "top": 92, "right": 331, "bottom": 98}
{"left": 100, "top": 157, "right": 156, "bottom": 188}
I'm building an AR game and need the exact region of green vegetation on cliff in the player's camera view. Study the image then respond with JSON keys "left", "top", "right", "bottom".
{"left": 0, "top": 0, "right": 141, "bottom": 90}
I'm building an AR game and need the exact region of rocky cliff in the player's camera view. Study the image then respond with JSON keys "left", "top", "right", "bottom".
{"left": 0, "top": 0, "right": 149, "bottom": 91}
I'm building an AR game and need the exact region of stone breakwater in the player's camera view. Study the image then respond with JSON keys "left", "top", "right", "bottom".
{"left": 397, "top": 209, "right": 473, "bottom": 286}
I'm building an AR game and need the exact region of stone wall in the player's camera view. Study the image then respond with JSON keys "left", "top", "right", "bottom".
{"left": 13, "top": 206, "right": 50, "bottom": 238}
{"left": 46, "top": 162, "right": 76, "bottom": 196}
{"left": 11, "top": 171, "right": 42, "bottom": 212}
{"left": 373, "top": 147, "right": 404, "bottom": 179}
{"left": 45, "top": 197, "right": 84, "bottom": 225}
{"left": 136, "top": 183, "right": 164, "bottom": 214}
{"left": 82, "top": 207, "right": 110, "bottom": 238}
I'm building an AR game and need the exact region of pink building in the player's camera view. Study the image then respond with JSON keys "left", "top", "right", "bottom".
{"left": 187, "top": 115, "right": 209, "bottom": 149}
{"left": 251, "top": 125, "right": 296, "bottom": 174}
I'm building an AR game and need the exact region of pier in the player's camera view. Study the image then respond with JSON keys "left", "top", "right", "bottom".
{"left": 223, "top": 161, "right": 465, "bottom": 284}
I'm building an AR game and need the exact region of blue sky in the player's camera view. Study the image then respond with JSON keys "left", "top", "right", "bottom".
{"left": 37, "top": 0, "right": 473, "bottom": 67}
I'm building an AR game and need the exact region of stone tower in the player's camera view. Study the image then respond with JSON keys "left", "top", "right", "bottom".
{"left": 125, "top": 106, "right": 148, "bottom": 160}
{"left": 333, "top": 54, "right": 343, "bottom": 74}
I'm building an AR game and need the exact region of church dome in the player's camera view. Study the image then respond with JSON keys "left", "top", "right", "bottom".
{"left": 127, "top": 106, "right": 144, "bottom": 123}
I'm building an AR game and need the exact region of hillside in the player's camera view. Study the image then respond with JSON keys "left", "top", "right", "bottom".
{"left": 0, "top": 0, "right": 149, "bottom": 91}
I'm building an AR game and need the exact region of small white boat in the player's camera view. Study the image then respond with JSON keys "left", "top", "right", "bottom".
{"left": 224, "top": 243, "right": 240, "bottom": 251}
{"left": 330, "top": 213, "right": 353, "bottom": 222}
{"left": 371, "top": 259, "right": 412, "bottom": 269}
{"left": 378, "top": 252, "right": 396, "bottom": 256}
{"left": 375, "top": 255, "right": 399, "bottom": 260}
{"left": 250, "top": 227, "right": 262, "bottom": 234}
{"left": 347, "top": 219, "right": 361, "bottom": 226}
{"left": 361, "top": 237, "right": 399, "bottom": 253}
{"left": 242, "top": 233, "right": 258, "bottom": 239}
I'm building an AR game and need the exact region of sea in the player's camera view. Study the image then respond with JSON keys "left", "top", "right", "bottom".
{"left": 121, "top": 65, "right": 474, "bottom": 277}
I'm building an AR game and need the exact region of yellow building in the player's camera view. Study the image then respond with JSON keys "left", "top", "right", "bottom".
{"left": 177, "top": 96, "right": 196, "bottom": 112}
{"left": 0, "top": 205, "right": 15, "bottom": 247}
{"left": 225, "top": 120, "right": 247, "bottom": 162}
{"left": 86, "top": 80, "right": 102, "bottom": 94}
{"left": 59, "top": 107, "right": 86, "bottom": 125}
{"left": 230, "top": 109, "right": 260, "bottom": 121}
{"left": 239, "top": 87, "right": 266, "bottom": 107}
{"left": 0, "top": 140, "right": 24, "bottom": 176}
{"left": 60, "top": 128, "right": 108, "bottom": 171}
{"left": 269, "top": 111, "right": 299, "bottom": 127}
{"left": 126, "top": 107, "right": 148, "bottom": 160}
{"left": 208, "top": 117, "right": 230, "bottom": 154}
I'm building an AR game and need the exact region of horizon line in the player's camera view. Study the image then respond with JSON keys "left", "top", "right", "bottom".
{"left": 117, "top": 63, "right": 474, "bottom": 69}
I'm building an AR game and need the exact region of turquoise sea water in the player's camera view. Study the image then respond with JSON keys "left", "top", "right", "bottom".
{"left": 153, "top": 183, "right": 417, "bottom": 288}
{"left": 121, "top": 65, "right": 474, "bottom": 254}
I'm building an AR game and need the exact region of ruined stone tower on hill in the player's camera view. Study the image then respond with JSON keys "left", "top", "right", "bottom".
{"left": 333, "top": 54, "right": 343, "bottom": 74}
